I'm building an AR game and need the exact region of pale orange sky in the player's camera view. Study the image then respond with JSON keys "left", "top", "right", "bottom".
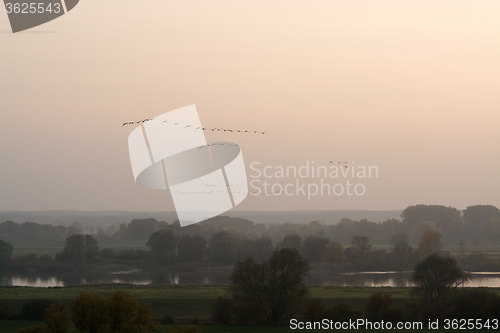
{"left": 0, "top": 0, "right": 499, "bottom": 212}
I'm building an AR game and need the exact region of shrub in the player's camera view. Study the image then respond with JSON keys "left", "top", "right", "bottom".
{"left": 365, "top": 292, "right": 403, "bottom": 323}
{"left": 116, "top": 248, "right": 149, "bottom": 260}
{"left": 303, "top": 298, "right": 325, "bottom": 322}
{"left": 168, "top": 325, "right": 201, "bottom": 333}
{"left": 446, "top": 288, "right": 500, "bottom": 320}
{"left": 21, "top": 299, "right": 54, "bottom": 321}
{"left": 159, "top": 314, "right": 175, "bottom": 325}
{"left": 44, "top": 303, "right": 70, "bottom": 333}
{"left": 210, "top": 297, "right": 233, "bottom": 324}
{"left": 324, "top": 303, "right": 361, "bottom": 322}
{"left": 99, "top": 248, "right": 117, "bottom": 259}
{"left": 232, "top": 301, "right": 266, "bottom": 324}
{"left": 71, "top": 290, "right": 155, "bottom": 333}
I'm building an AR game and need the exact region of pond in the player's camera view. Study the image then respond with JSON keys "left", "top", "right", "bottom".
{"left": 1, "top": 271, "right": 499, "bottom": 288}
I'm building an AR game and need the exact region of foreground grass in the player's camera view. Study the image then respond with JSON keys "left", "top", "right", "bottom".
{"left": 1, "top": 284, "right": 500, "bottom": 321}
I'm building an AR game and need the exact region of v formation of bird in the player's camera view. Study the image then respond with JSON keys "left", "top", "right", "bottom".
{"left": 121, "top": 118, "right": 266, "bottom": 135}
{"left": 122, "top": 119, "right": 348, "bottom": 168}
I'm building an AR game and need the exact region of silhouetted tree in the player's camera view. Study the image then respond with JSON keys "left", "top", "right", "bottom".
{"left": 301, "top": 236, "right": 329, "bottom": 262}
{"left": 208, "top": 231, "right": 241, "bottom": 264}
{"left": 146, "top": 229, "right": 177, "bottom": 265}
{"left": 417, "top": 230, "right": 442, "bottom": 260}
{"left": 458, "top": 239, "right": 466, "bottom": 263}
{"left": 277, "top": 234, "right": 302, "bottom": 250}
{"left": 71, "top": 291, "right": 154, "bottom": 333}
{"left": 44, "top": 303, "right": 70, "bottom": 333}
{"left": 178, "top": 234, "right": 207, "bottom": 262}
{"left": 365, "top": 292, "right": 402, "bottom": 322}
{"left": 390, "top": 233, "right": 412, "bottom": 267}
{"left": 57, "top": 234, "right": 99, "bottom": 260}
{"left": 0, "top": 239, "right": 13, "bottom": 267}
{"left": 463, "top": 205, "right": 500, "bottom": 238}
{"left": 411, "top": 254, "right": 468, "bottom": 303}
{"left": 239, "top": 236, "right": 273, "bottom": 262}
{"left": 351, "top": 235, "right": 372, "bottom": 260}
{"left": 230, "top": 248, "right": 310, "bottom": 322}
{"left": 322, "top": 241, "right": 345, "bottom": 262}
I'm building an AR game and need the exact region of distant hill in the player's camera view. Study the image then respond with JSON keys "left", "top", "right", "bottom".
{"left": 0, "top": 209, "right": 401, "bottom": 227}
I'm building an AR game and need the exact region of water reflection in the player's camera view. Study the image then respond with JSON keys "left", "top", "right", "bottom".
{"left": 0, "top": 272, "right": 499, "bottom": 288}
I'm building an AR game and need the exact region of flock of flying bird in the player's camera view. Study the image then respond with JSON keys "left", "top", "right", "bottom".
{"left": 122, "top": 118, "right": 266, "bottom": 135}
{"left": 122, "top": 118, "right": 349, "bottom": 169}
{"left": 330, "top": 161, "right": 349, "bottom": 168}
{"left": 174, "top": 190, "right": 284, "bottom": 196}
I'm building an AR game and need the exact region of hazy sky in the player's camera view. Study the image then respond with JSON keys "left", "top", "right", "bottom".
{"left": 0, "top": 0, "right": 499, "bottom": 212}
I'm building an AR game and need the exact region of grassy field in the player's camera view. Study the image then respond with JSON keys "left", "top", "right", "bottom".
{"left": 1, "top": 284, "right": 499, "bottom": 332}
{"left": 1, "top": 284, "right": 499, "bottom": 320}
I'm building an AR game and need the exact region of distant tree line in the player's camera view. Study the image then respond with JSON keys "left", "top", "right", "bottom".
{"left": 1, "top": 205, "right": 498, "bottom": 245}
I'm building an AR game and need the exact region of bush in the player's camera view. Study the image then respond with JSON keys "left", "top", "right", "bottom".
{"left": 99, "top": 248, "right": 117, "bottom": 259}
{"left": 116, "top": 248, "right": 149, "bottom": 260}
{"left": 446, "top": 288, "right": 500, "bottom": 321}
{"left": 168, "top": 325, "right": 201, "bottom": 333}
{"left": 159, "top": 314, "right": 175, "bottom": 324}
{"left": 303, "top": 298, "right": 325, "bottom": 322}
{"left": 21, "top": 299, "right": 54, "bottom": 321}
{"left": 324, "top": 303, "right": 361, "bottom": 322}
{"left": 210, "top": 297, "right": 233, "bottom": 324}
{"left": 232, "top": 301, "right": 266, "bottom": 324}
{"left": 44, "top": 303, "right": 70, "bottom": 333}
{"left": 0, "top": 302, "right": 13, "bottom": 320}
{"left": 365, "top": 293, "right": 403, "bottom": 323}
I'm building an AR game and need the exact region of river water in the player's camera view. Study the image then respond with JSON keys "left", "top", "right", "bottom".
{"left": 1, "top": 271, "right": 499, "bottom": 288}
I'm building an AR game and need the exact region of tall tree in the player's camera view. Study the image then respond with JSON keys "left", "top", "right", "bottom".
{"left": 301, "top": 236, "right": 329, "bottom": 262}
{"left": 322, "top": 241, "right": 345, "bottom": 262}
{"left": 417, "top": 230, "right": 442, "bottom": 260}
{"left": 351, "top": 235, "right": 372, "bottom": 260}
{"left": 463, "top": 205, "right": 500, "bottom": 237}
{"left": 390, "top": 233, "right": 412, "bottom": 268}
{"left": 458, "top": 239, "right": 466, "bottom": 263}
{"left": 411, "top": 254, "right": 468, "bottom": 303}
{"left": 177, "top": 234, "right": 207, "bottom": 262}
{"left": 44, "top": 303, "right": 70, "bottom": 333}
{"left": 146, "top": 229, "right": 177, "bottom": 265}
{"left": 57, "top": 234, "right": 99, "bottom": 260}
{"left": 208, "top": 231, "right": 241, "bottom": 264}
{"left": 230, "top": 248, "right": 310, "bottom": 323}
{"left": 278, "top": 234, "right": 302, "bottom": 251}
{"left": 0, "top": 239, "right": 13, "bottom": 267}
{"left": 239, "top": 236, "right": 274, "bottom": 262}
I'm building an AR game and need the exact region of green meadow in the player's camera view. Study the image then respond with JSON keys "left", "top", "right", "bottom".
{"left": 1, "top": 284, "right": 499, "bottom": 332}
